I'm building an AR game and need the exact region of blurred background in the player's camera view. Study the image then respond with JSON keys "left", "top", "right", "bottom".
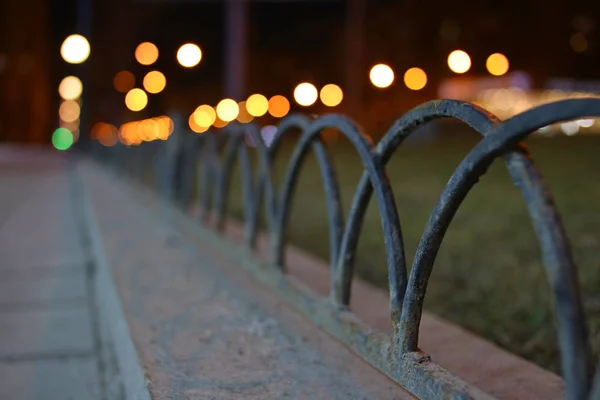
{"left": 0, "top": 0, "right": 598, "bottom": 375}
{"left": 1, "top": 0, "right": 600, "bottom": 146}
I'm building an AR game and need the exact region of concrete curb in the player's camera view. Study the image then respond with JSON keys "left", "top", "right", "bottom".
{"left": 76, "top": 169, "right": 152, "bottom": 400}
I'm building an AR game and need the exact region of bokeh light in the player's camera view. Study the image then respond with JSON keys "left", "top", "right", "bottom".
{"left": 135, "top": 42, "right": 159, "bottom": 66}
{"left": 213, "top": 116, "right": 229, "bottom": 128}
{"left": 189, "top": 114, "right": 209, "bottom": 133}
{"left": 448, "top": 50, "right": 471, "bottom": 74}
{"left": 118, "top": 116, "right": 173, "bottom": 145}
{"left": 125, "top": 88, "right": 148, "bottom": 111}
{"left": 216, "top": 98, "right": 239, "bottom": 122}
{"left": 369, "top": 64, "right": 394, "bottom": 88}
{"left": 293, "top": 82, "right": 318, "bottom": 106}
{"left": 60, "top": 120, "right": 79, "bottom": 131}
{"left": 59, "top": 100, "right": 80, "bottom": 123}
{"left": 193, "top": 105, "right": 217, "bottom": 127}
{"left": 91, "top": 122, "right": 118, "bottom": 146}
{"left": 246, "top": 94, "right": 269, "bottom": 117}
{"left": 177, "top": 43, "right": 202, "bottom": 68}
{"left": 58, "top": 76, "right": 83, "bottom": 100}
{"left": 570, "top": 33, "right": 588, "bottom": 53}
{"left": 319, "top": 84, "right": 343, "bottom": 107}
{"left": 52, "top": 127, "right": 74, "bottom": 150}
{"left": 403, "top": 67, "right": 427, "bottom": 90}
{"left": 486, "top": 53, "right": 509, "bottom": 76}
{"left": 143, "top": 71, "right": 166, "bottom": 94}
{"left": 60, "top": 34, "right": 90, "bottom": 64}
{"left": 268, "top": 95, "right": 290, "bottom": 118}
{"left": 236, "top": 101, "right": 254, "bottom": 123}
{"left": 113, "top": 70, "right": 135, "bottom": 93}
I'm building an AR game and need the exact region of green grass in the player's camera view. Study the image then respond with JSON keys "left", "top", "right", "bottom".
{"left": 221, "top": 125, "right": 599, "bottom": 373}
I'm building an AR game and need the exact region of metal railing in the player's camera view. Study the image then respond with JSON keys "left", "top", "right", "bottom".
{"left": 100, "top": 98, "right": 600, "bottom": 400}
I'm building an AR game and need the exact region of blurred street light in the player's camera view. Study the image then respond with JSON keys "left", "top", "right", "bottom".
{"left": 486, "top": 53, "right": 509, "bottom": 76}
{"left": 135, "top": 42, "right": 159, "bottom": 66}
{"left": 114, "top": 70, "right": 135, "bottom": 93}
{"left": 59, "top": 100, "right": 81, "bottom": 123}
{"left": 369, "top": 64, "right": 394, "bottom": 88}
{"left": 268, "top": 95, "right": 290, "bottom": 118}
{"left": 570, "top": 33, "right": 588, "bottom": 53}
{"left": 403, "top": 67, "right": 427, "bottom": 90}
{"left": 448, "top": 50, "right": 471, "bottom": 74}
{"left": 60, "top": 34, "right": 90, "bottom": 64}
{"left": 193, "top": 105, "right": 217, "bottom": 127}
{"left": 143, "top": 71, "right": 166, "bottom": 94}
{"left": 177, "top": 43, "right": 202, "bottom": 68}
{"left": 58, "top": 76, "right": 83, "bottom": 100}
{"left": 213, "top": 116, "right": 229, "bottom": 128}
{"left": 125, "top": 88, "right": 148, "bottom": 111}
{"left": 52, "top": 127, "right": 74, "bottom": 150}
{"left": 320, "top": 84, "right": 343, "bottom": 107}
{"left": 294, "top": 82, "right": 318, "bottom": 106}
{"left": 246, "top": 94, "right": 269, "bottom": 117}
{"left": 216, "top": 98, "right": 239, "bottom": 121}
{"left": 236, "top": 101, "right": 254, "bottom": 123}
{"left": 189, "top": 114, "right": 209, "bottom": 133}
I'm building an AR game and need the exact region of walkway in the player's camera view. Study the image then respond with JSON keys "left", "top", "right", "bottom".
{"left": 0, "top": 147, "right": 118, "bottom": 400}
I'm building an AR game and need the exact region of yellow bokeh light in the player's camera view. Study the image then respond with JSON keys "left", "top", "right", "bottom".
{"left": 486, "top": 53, "right": 509, "bottom": 76}
{"left": 125, "top": 88, "right": 148, "bottom": 112}
{"left": 113, "top": 70, "right": 135, "bottom": 93}
{"left": 58, "top": 76, "right": 83, "bottom": 100}
{"left": 193, "top": 105, "right": 217, "bottom": 127}
{"left": 369, "top": 64, "right": 394, "bottom": 88}
{"left": 59, "top": 100, "right": 80, "bottom": 123}
{"left": 155, "top": 116, "right": 174, "bottom": 140}
{"left": 448, "top": 50, "right": 471, "bottom": 74}
{"left": 246, "top": 94, "right": 269, "bottom": 117}
{"left": 570, "top": 33, "right": 588, "bottom": 53}
{"left": 293, "top": 82, "right": 318, "bottom": 106}
{"left": 319, "top": 84, "right": 343, "bottom": 107}
{"left": 236, "top": 101, "right": 254, "bottom": 123}
{"left": 189, "top": 114, "right": 209, "bottom": 133}
{"left": 135, "top": 42, "right": 159, "bottom": 66}
{"left": 216, "top": 98, "right": 239, "bottom": 122}
{"left": 143, "top": 71, "right": 166, "bottom": 94}
{"left": 403, "top": 67, "right": 427, "bottom": 90}
{"left": 177, "top": 43, "right": 202, "bottom": 68}
{"left": 60, "top": 34, "right": 90, "bottom": 64}
{"left": 268, "top": 95, "right": 290, "bottom": 118}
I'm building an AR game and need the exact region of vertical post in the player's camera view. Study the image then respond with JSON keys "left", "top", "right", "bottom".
{"left": 225, "top": 0, "right": 247, "bottom": 101}
{"left": 76, "top": 0, "right": 92, "bottom": 149}
{"left": 344, "top": 0, "right": 366, "bottom": 117}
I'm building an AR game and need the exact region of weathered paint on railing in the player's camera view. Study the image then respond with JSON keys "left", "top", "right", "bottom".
{"left": 102, "top": 98, "right": 600, "bottom": 400}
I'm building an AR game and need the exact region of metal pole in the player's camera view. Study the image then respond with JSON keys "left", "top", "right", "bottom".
{"left": 225, "top": 0, "right": 247, "bottom": 101}
{"left": 345, "top": 0, "right": 366, "bottom": 117}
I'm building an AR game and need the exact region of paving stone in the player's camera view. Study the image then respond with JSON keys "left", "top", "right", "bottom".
{"left": 0, "top": 308, "right": 94, "bottom": 356}
{"left": 0, "top": 358, "right": 101, "bottom": 400}
{"left": 0, "top": 275, "right": 86, "bottom": 305}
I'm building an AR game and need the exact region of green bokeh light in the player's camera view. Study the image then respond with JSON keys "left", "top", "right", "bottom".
{"left": 52, "top": 127, "right": 74, "bottom": 151}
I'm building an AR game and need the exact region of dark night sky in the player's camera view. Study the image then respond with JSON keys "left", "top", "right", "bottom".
{"left": 49, "top": 0, "right": 600, "bottom": 123}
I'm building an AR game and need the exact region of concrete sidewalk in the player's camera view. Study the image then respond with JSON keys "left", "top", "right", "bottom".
{"left": 0, "top": 150, "right": 119, "bottom": 400}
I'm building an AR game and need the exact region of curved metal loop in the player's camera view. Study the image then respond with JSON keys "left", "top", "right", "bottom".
{"left": 333, "top": 100, "right": 498, "bottom": 311}
{"left": 271, "top": 114, "right": 407, "bottom": 327}
{"left": 400, "top": 98, "right": 600, "bottom": 400}
{"left": 269, "top": 114, "right": 345, "bottom": 278}
{"left": 197, "top": 131, "right": 219, "bottom": 222}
